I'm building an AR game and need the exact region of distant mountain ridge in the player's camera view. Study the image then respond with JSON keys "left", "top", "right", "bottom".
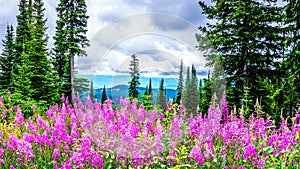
{"left": 93, "top": 85, "right": 177, "bottom": 103}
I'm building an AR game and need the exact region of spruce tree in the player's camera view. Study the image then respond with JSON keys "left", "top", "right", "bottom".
{"left": 148, "top": 78, "right": 152, "bottom": 96}
{"left": 198, "top": 79, "right": 203, "bottom": 112}
{"left": 144, "top": 85, "right": 148, "bottom": 95}
{"left": 12, "top": 0, "right": 60, "bottom": 107}
{"left": 198, "top": 0, "right": 285, "bottom": 109}
{"left": 74, "top": 77, "right": 89, "bottom": 96}
{"left": 101, "top": 85, "right": 107, "bottom": 104}
{"left": 157, "top": 78, "right": 167, "bottom": 110}
{"left": 175, "top": 59, "right": 184, "bottom": 104}
{"left": 128, "top": 54, "right": 140, "bottom": 99}
{"left": 200, "top": 73, "right": 212, "bottom": 115}
{"left": 12, "top": 0, "right": 33, "bottom": 93}
{"left": 182, "top": 66, "right": 191, "bottom": 114}
{"left": 53, "top": 0, "right": 90, "bottom": 102}
{"left": 282, "top": 0, "right": 300, "bottom": 116}
{"left": 189, "top": 65, "right": 199, "bottom": 117}
{"left": 30, "top": 0, "right": 60, "bottom": 104}
{"left": 89, "top": 81, "right": 96, "bottom": 102}
{"left": 0, "top": 24, "right": 15, "bottom": 91}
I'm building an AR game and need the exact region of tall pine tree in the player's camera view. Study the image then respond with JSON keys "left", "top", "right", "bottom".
{"left": 101, "top": 85, "right": 107, "bottom": 104}
{"left": 157, "top": 78, "right": 167, "bottom": 110}
{"left": 175, "top": 59, "right": 184, "bottom": 104}
{"left": 182, "top": 66, "right": 191, "bottom": 114}
{"left": 11, "top": 0, "right": 60, "bottom": 107}
{"left": 0, "top": 24, "right": 15, "bottom": 91}
{"left": 53, "top": 0, "right": 90, "bottom": 102}
{"left": 282, "top": 0, "right": 300, "bottom": 116}
{"left": 12, "top": 0, "right": 33, "bottom": 93}
{"left": 89, "top": 81, "right": 96, "bottom": 102}
{"left": 128, "top": 54, "right": 140, "bottom": 99}
{"left": 199, "top": 0, "right": 285, "bottom": 111}
{"left": 189, "top": 65, "right": 199, "bottom": 117}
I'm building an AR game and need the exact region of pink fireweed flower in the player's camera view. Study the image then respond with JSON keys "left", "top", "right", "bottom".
{"left": 7, "top": 92, "right": 11, "bottom": 99}
{"left": 130, "top": 99, "right": 139, "bottom": 115}
{"left": 220, "top": 92, "right": 229, "bottom": 123}
{"left": 36, "top": 116, "right": 49, "bottom": 130}
{"left": 150, "top": 110, "right": 158, "bottom": 121}
{"left": 22, "top": 133, "right": 36, "bottom": 143}
{"left": 8, "top": 133, "right": 18, "bottom": 151}
{"left": 1, "top": 110, "right": 6, "bottom": 120}
{"left": 189, "top": 146, "right": 204, "bottom": 164}
{"left": 180, "top": 104, "right": 185, "bottom": 113}
{"left": 91, "top": 151, "right": 103, "bottom": 168}
{"left": 165, "top": 100, "right": 172, "bottom": 112}
{"left": 31, "top": 104, "right": 36, "bottom": 110}
{"left": 243, "top": 144, "right": 257, "bottom": 161}
{"left": 14, "top": 107, "right": 24, "bottom": 127}
{"left": 160, "top": 113, "right": 165, "bottom": 120}
{"left": 52, "top": 148, "right": 60, "bottom": 161}
{"left": 17, "top": 139, "right": 35, "bottom": 160}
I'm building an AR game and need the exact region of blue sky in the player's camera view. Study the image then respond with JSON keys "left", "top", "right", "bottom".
{"left": 0, "top": 0, "right": 212, "bottom": 78}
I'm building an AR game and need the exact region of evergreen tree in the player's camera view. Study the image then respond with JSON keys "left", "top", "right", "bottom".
{"left": 12, "top": 0, "right": 33, "bottom": 93}
{"left": 189, "top": 65, "right": 199, "bottom": 116}
{"left": 74, "top": 77, "right": 89, "bottom": 96}
{"left": 148, "top": 78, "right": 152, "bottom": 96}
{"left": 157, "top": 78, "right": 167, "bottom": 110}
{"left": 198, "top": 79, "right": 203, "bottom": 111}
{"left": 0, "top": 24, "right": 15, "bottom": 91}
{"left": 210, "top": 55, "right": 226, "bottom": 103}
{"left": 182, "top": 66, "right": 191, "bottom": 114}
{"left": 198, "top": 0, "right": 285, "bottom": 109}
{"left": 128, "top": 54, "right": 140, "bottom": 99}
{"left": 29, "top": 0, "right": 60, "bottom": 104}
{"left": 282, "top": 0, "right": 300, "bottom": 116}
{"left": 12, "top": 0, "right": 60, "bottom": 106}
{"left": 144, "top": 85, "right": 148, "bottom": 95}
{"left": 101, "top": 85, "right": 107, "bottom": 104}
{"left": 176, "top": 59, "right": 184, "bottom": 104}
{"left": 200, "top": 73, "right": 212, "bottom": 115}
{"left": 53, "top": 0, "right": 90, "bottom": 102}
{"left": 89, "top": 81, "right": 96, "bottom": 102}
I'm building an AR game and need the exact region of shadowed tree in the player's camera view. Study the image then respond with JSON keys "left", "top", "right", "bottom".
{"left": 0, "top": 24, "right": 15, "bottom": 91}
{"left": 176, "top": 59, "right": 184, "bottom": 104}
{"left": 101, "top": 85, "right": 107, "bottom": 104}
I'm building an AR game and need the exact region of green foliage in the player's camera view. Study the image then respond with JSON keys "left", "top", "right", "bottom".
{"left": 176, "top": 59, "right": 184, "bottom": 104}
{"left": 101, "top": 85, "right": 107, "bottom": 104}
{"left": 157, "top": 78, "right": 167, "bottom": 110}
{"left": 74, "top": 77, "right": 90, "bottom": 96}
{"left": 199, "top": 77, "right": 212, "bottom": 115}
{"left": 89, "top": 81, "right": 96, "bottom": 102}
{"left": 0, "top": 25, "right": 14, "bottom": 90}
{"left": 147, "top": 78, "right": 153, "bottom": 103}
{"left": 182, "top": 65, "right": 199, "bottom": 117}
{"left": 6, "top": 0, "right": 60, "bottom": 109}
{"left": 52, "top": 0, "right": 90, "bottom": 102}
{"left": 241, "top": 84, "right": 254, "bottom": 120}
{"left": 198, "top": 0, "right": 285, "bottom": 114}
{"left": 141, "top": 94, "right": 153, "bottom": 110}
{"left": 128, "top": 54, "right": 140, "bottom": 99}
{"left": 182, "top": 66, "right": 190, "bottom": 114}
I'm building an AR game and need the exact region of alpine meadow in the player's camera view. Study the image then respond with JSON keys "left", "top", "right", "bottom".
{"left": 0, "top": 0, "right": 299, "bottom": 168}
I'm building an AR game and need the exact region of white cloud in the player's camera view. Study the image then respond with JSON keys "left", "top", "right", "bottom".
{"left": 0, "top": 0, "right": 212, "bottom": 78}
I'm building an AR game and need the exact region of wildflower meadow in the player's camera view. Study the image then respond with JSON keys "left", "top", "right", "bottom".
{"left": 0, "top": 92, "right": 300, "bottom": 168}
